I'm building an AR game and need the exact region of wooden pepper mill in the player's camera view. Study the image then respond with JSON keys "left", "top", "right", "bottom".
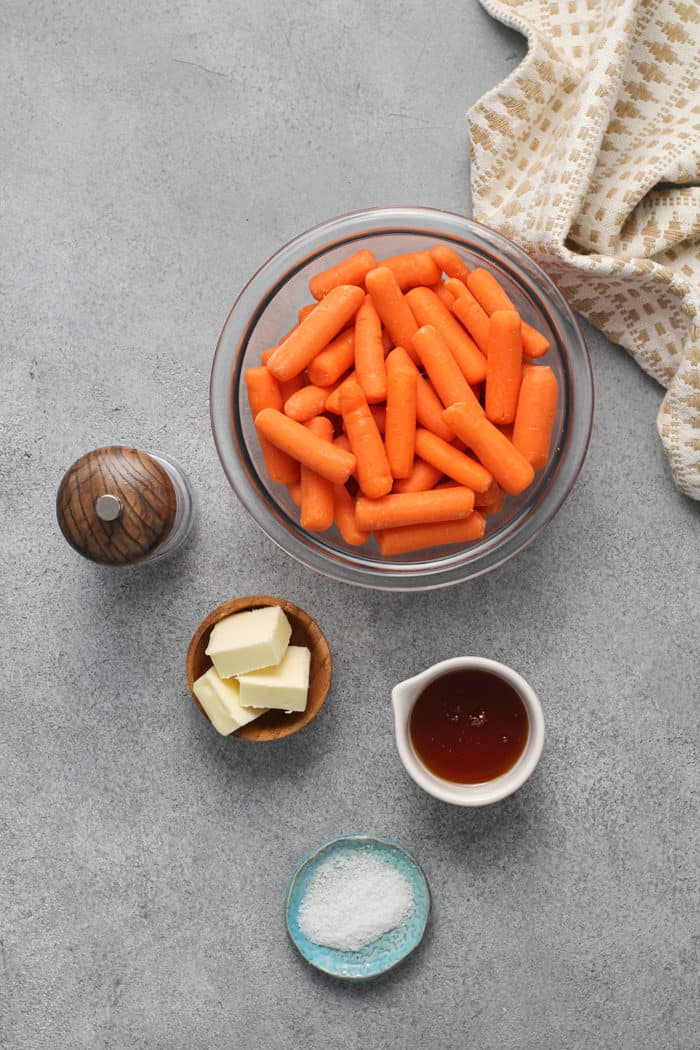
{"left": 56, "top": 446, "right": 194, "bottom": 566}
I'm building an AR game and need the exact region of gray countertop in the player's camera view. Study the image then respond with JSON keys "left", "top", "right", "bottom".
{"left": 2, "top": 2, "right": 698, "bottom": 1048}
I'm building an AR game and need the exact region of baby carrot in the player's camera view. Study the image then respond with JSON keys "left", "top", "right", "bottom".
{"left": 355, "top": 487, "right": 475, "bottom": 531}
{"left": 298, "top": 304, "right": 317, "bottom": 323}
{"left": 300, "top": 417, "right": 335, "bottom": 531}
{"left": 333, "top": 483, "right": 370, "bottom": 546}
{"left": 385, "top": 349, "right": 417, "bottom": 479}
{"left": 307, "top": 329, "right": 355, "bottom": 387}
{"left": 429, "top": 281, "right": 456, "bottom": 308}
{"left": 354, "top": 294, "right": 387, "bottom": 404}
{"left": 485, "top": 310, "right": 523, "bottom": 425}
{"left": 414, "top": 427, "right": 493, "bottom": 493}
{"left": 268, "top": 284, "right": 365, "bottom": 382}
{"left": 340, "top": 380, "right": 393, "bottom": 499}
{"left": 365, "top": 267, "right": 419, "bottom": 359}
{"left": 466, "top": 269, "right": 550, "bottom": 358}
{"left": 450, "top": 287, "right": 491, "bottom": 355}
{"left": 382, "top": 328, "right": 394, "bottom": 353}
{"left": 386, "top": 344, "right": 456, "bottom": 441}
{"left": 444, "top": 277, "right": 468, "bottom": 299}
{"left": 512, "top": 365, "right": 558, "bottom": 470}
{"left": 381, "top": 251, "right": 441, "bottom": 290}
{"left": 325, "top": 370, "right": 357, "bottom": 414}
{"left": 255, "top": 408, "right": 355, "bottom": 484}
{"left": 412, "top": 324, "right": 474, "bottom": 407}
{"left": 245, "top": 367, "right": 300, "bottom": 484}
{"left": 393, "top": 457, "right": 444, "bottom": 493}
{"left": 309, "top": 248, "right": 377, "bottom": 301}
{"left": 442, "top": 401, "right": 534, "bottom": 495}
{"left": 284, "top": 382, "right": 338, "bottom": 422}
{"left": 288, "top": 481, "right": 302, "bottom": 506}
{"left": 430, "top": 245, "right": 472, "bottom": 284}
{"left": 405, "top": 286, "right": 486, "bottom": 384}
{"left": 475, "top": 481, "right": 506, "bottom": 515}
{"left": 376, "top": 511, "right": 486, "bottom": 556}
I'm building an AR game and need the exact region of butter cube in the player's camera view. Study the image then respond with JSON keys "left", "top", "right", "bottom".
{"left": 205, "top": 606, "right": 292, "bottom": 678}
{"left": 193, "top": 667, "right": 267, "bottom": 736}
{"left": 237, "top": 646, "right": 311, "bottom": 712}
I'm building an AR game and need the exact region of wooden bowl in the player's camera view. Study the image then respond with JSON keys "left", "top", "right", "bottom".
{"left": 186, "top": 596, "right": 332, "bottom": 742}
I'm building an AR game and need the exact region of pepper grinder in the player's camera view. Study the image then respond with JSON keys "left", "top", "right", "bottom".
{"left": 56, "top": 446, "right": 195, "bottom": 565}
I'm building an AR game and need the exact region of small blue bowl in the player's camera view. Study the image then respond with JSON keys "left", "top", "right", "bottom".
{"left": 285, "top": 834, "right": 431, "bottom": 981}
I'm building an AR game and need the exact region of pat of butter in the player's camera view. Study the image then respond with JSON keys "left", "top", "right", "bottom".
{"left": 237, "top": 646, "right": 311, "bottom": 712}
{"left": 205, "top": 605, "right": 292, "bottom": 678}
{"left": 193, "top": 667, "right": 268, "bottom": 736}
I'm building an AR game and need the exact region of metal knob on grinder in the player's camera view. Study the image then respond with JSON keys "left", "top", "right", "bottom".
{"left": 56, "top": 445, "right": 194, "bottom": 566}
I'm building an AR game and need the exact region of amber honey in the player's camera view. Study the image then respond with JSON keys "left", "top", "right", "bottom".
{"left": 409, "top": 668, "right": 528, "bottom": 784}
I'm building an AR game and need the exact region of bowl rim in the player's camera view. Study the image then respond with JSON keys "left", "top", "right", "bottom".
{"left": 284, "top": 832, "right": 431, "bottom": 981}
{"left": 391, "top": 656, "right": 545, "bottom": 806}
{"left": 211, "top": 206, "right": 594, "bottom": 591}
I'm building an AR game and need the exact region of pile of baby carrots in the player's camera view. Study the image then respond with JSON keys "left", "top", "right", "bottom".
{"left": 244, "top": 244, "right": 558, "bottom": 556}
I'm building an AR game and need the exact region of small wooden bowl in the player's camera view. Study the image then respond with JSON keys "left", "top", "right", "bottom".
{"left": 186, "top": 596, "right": 332, "bottom": 742}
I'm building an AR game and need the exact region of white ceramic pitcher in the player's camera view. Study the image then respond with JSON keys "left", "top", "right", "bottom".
{"left": 391, "top": 657, "right": 545, "bottom": 806}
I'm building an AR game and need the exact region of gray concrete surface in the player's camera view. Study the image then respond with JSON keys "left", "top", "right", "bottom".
{"left": 2, "top": 2, "right": 698, "bottom": 1048}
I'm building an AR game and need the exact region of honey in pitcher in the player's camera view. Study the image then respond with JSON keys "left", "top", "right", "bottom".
{"left": 409, "top": 668, "right": 529, "bottom": 784}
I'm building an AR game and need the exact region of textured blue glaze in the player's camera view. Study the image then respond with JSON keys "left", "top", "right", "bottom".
{"left": 285, "top": 834, "right": 430, "bottom": 981}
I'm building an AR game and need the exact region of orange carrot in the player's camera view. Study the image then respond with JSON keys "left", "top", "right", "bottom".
{"left": 485, "top": 310, "right": 523, "bottom": 425}
{"left": 444, "top": 277, "right": 468, "bottom": 300}
{"left": 365, "top": 267, "right": 419, "bottom": 359}
{"left": 354, "top": 294, "right": 387, "bottom": 404}
{"left": 430, "top": 245, "right": 472, "bottom": 284}
{"left": 512, "top": 365, "right": 558, "bottom": 470}
{"left": 339, "top": 380, "right": 393, "bottom": 499}
{"left": 288, "top": 481, "right": 302, "bottom": 506}
{"left": 385, "top": 349, "right": 417, "bottom": 479}
{"left": 245, "top": 367, "right": 300, "bottom": 484}
{"left": 466, "top": 269, "right": 550, "bottom": 358}
{"left": 370, "top": 404, "right": 387, "bottom": 434}
{"left": 387, "top": 345, "right": 455, "bottom": 441}
{"left": 412, "top": 324, "right": 474, "bottom": 407}
{"left": 475, "top": 481, "right": 506, "bottom": 515}
{"left": 442, "top": 401, "right": 534, "bottom": 495}
{"left": 283, "top": 383, "right": 334, "bottom": 422}
{"left": 268, "top": 285, "right": 365, "bottom": 381}
{"left": 307, "top": 329, "right": 355, "bottom": 387}
{"left": 376, "top": 512, "right": 486, "bottom": 556}
{"left": 355, "top": 487, "right": 475, "bottom": 531}
{"left": 405, "top": 286, "right": 486, "bottom": 384}
{"left": 414, "top": 427, "right": 493, "bottom": 493}
{"left": 333, "top": 483, "right": 370, "bottom": 546}
{"left": 429, "top": 281, "right": 456, "bottom": 308}
{"left": 298, "top": 304, "right": 317, "bottom": 323}
{"left": 381, "top": 251, "right": 441, "bottom": 290}
{"left": 325, "top": 370, "right": 357, "bottom": 414}
{"left": 393, "top": 457, "right": 444, "bottom": 493}
{"left": 255, "top": 408, "right": 355, "bottom": 484}
{"left": 309, "top": 249, "right": 377, "bottom": 301}
{"left": 381, "top": 328, "right": 394, "bottom": 353}
{"left": 450, "top": 288, "right": 491, "bottom": 355}
{"left": 300, "top": 417, "right": 335, "bottom": 531}
{"left": 261, "top": 346, "right": 276, "bottom": 365}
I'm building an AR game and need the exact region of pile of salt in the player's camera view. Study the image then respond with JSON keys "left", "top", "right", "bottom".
{"left": 297, "top": 852, "right": 414, "bottom": 952}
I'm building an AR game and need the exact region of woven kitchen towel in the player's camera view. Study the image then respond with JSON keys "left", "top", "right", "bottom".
{"left": 469, "top": 0, "right": 700, "bottom": 499}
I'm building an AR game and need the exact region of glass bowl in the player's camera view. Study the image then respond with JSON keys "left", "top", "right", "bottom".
{"left": 210, "top": 207, "right": 593, "bottom": 591}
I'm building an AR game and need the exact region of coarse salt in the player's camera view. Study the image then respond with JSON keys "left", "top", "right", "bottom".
{"left": 297, "top": 851, "right": 414, "bottom": 952}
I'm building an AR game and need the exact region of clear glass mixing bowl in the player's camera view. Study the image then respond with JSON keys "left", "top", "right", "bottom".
{"left": 211, "top": 207, "right": 593, "bottom": 590}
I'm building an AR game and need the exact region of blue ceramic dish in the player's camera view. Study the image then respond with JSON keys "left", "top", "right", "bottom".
{"left": 285, "top": 834, "right": 430, "bottom": 981}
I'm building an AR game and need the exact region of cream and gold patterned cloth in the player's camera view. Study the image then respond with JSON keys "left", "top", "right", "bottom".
{"left": 469, "top": 0, "right": 700, "bottom": 499}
